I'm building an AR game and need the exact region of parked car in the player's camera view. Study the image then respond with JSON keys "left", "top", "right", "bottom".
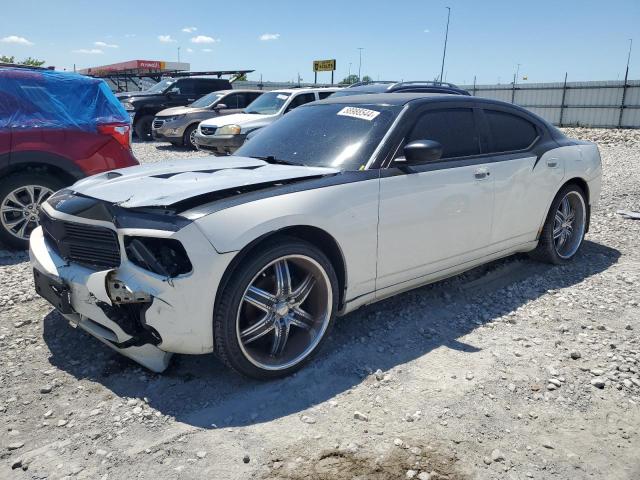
{"left": 331, "top": 81, "right": 470, "bottom": 97}
{"left": 0, "top": 66, "right": 138, "bottom": 249}
{"left": 117, "top": 76, "right": 232, "bottom": 141}
{"left": 30, "top": 93, "right": 601, "bottom": 378}
{"left": 152, "top": 89, "right": 263, "bottom": 149}
{"left": 194, "top": 87, "right": 338, "bottom": 155}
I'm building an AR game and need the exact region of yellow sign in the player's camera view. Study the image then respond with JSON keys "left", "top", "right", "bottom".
{"left": 313, "top": 59, "right": 336, "bottom": 72}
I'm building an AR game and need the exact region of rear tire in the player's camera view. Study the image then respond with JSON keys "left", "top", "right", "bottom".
{"left": 0, "top": 173, "right": 65, "bottom": 249}
{"left": 183, "top": 124, "right": 198, "bottom": 150}
{"left": 529, "top": 184, "right": 588, "bottom": 265}
{"left": 134, "top": 115, "right": 154, "bottom": 141}
{"left": 214, "top": 237, "right": 338, "bottom": 379}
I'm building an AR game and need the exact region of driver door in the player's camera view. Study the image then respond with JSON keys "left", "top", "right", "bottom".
{"left": 376, "top": 106, "right": 495, "bottom": 292}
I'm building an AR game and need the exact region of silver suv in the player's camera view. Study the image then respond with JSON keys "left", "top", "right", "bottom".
{"left": 152, "top": 89, "right": 263, "bottom": 149}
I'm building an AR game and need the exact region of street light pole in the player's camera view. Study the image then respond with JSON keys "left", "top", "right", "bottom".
{"left": 357, "top": 48, "right": 364, "bottom": 81}
{"left": 439, "top": 6, "right": 451, "bottom": 83}
{"left": 515, "top": 63, "right": 520, "bottom": 85}
{"left": 177, "top": 47, "right": 181, "bottom": 63}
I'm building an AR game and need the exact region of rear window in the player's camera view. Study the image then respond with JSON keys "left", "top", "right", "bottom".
{"left": 485, "top": 110, "right": 538, "bottom": 152}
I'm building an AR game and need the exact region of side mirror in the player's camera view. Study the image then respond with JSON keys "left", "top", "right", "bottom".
{"left": 397, "top": 140, "right": 443, "bottom": 167}
{"left": 166, "top": 87, "right": 180, "bottom": 96}
{"left": 214, "top": 103, "right": 228, "bottom": 110}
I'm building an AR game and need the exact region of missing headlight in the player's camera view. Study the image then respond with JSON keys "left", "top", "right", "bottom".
{"left": 124, "top": 236, "right": 192, "bottom": 277}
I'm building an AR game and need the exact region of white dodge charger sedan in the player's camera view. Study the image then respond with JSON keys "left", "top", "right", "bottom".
{"left": 30, "top": 93, "right": 602, "bottom": 379}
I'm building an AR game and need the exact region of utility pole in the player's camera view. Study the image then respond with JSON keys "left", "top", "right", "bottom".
{"left": 357, "top": 48, "right": 363, "bottom": 81}
{"left": 348, "top": 62, "right": 352, "bottom": 80}
{"left": 177, "top": 47, "right": 181, "bottom": 63}
{"left": 515, "top": 63, "right": 521, "bottom": 85}
{"left": 626, "top": 38, "right": 633, "bottom": 72}
{"left": 619, "top": 39, "right": 633, "bottom": 127}
{"left": 439, "top": 6, "right": 451, "bottom": 83}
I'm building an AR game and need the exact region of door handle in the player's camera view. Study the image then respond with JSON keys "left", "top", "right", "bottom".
{"left": 474, "top": 168, "right": 490, "bottom": 179}
{"left": 188, "top": 98, "right": 196, "bottom": 102}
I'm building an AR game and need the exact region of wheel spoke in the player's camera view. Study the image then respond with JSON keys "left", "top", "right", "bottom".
{"left": 0, "top": 205, "right": 24, "bottom": 214}
{"left": 555, "top": 211, "right": 565, "bottom": 224}
{"left": 553, "top": 225, "right": 564, "bottom": 239}
{"left": 270, "top": 320, "right": 290, "bottom": 356}
{"left": 244, "top": 286, "right": 276, "bottom": 312}
{"left": 24, "top": 185, "right": 36, "bottom": 205}
{"left": 561, "top": 197, "right": 571, "bottom": 218}
{"left": 289, "top": 307, "right": 314, "bottom": 331}
{"left": 16, "top": 219, "right": 29, "bottom": 238}
{"left": 5, "top": 191, "right": 27, "bottom": 208}
{"left": 274, "top": 260, "right": 292, "bottom": 297}
{"left": 291, "top": 274, "right": 316, "bottom": 306}
{"left": 241, "top": 312, "right": 276, "bottom": 344}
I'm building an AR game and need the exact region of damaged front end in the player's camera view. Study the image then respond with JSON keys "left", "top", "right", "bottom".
{"left": 30, "top": 191, "right": 234, "bottom": 372}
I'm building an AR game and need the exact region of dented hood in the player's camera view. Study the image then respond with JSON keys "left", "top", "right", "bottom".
{"left": 70, "top": 156, "right": 339, "bottom": 208}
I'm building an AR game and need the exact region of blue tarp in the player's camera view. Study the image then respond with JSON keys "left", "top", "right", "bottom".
{"left": 0, "top": 67, "right": 129, "bottom": 130}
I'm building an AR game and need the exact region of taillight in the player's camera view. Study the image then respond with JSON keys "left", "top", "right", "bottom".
{"left": 98, "top": 123, "right": 131, "bottom": 149}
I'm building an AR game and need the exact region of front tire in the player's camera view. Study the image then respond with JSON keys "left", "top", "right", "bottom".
{"left": 134, "top": 115, "right": 154, "bottom": 141}
{"left": 0, "top": 173, "right": 65, "bottom": 249}
{"left": 183, "top": 124, "right": 198, "bottom": 150}
{"left": 214, "top": 237, "right": 338, "bottom": 379}
{"left": 530, "top": 184, "right": 588, "bottom": 265}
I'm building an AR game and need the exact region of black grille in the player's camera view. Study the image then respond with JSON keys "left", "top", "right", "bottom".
{"left": 40, "top": 212, "right": 121, "bottom": 269}
{"left": 200, "top": 126, "right": 217, "bottom": 135}
{"left": 152, "top": 119, "right": 164, "bottom": 129}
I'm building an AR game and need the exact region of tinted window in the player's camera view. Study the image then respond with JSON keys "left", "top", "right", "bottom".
{"left": 318, "top": 91, "right": 334, "bottom": 99}
{"left": 485, "top": 110, "right": 537, "bottom": 152}
{"left": 408, "top": 108, "right": 480, "bottom": 158}
{"left": 236, "top": 103, "right": 402, "bottom": 171}
{"left": 244, "top": 92, "right": 290, "bottom": 115}
{"left": 195, "top": 79, "right": 230, "bottom": 95}
{"left": 221, "top": 93, "right": 242, "bottom": 108}
{"left": 285, "top": 93, "right": 316, "bottom": 112}
{"left": 176, "top": 79, "right": 197, "bottom": 95}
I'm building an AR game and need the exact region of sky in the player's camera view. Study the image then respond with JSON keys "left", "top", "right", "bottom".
{"left": 1, "top": 0, "right": 638, "bottom": 85}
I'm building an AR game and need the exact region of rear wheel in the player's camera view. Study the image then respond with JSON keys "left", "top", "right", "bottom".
{"left": 530, "top": 184, "right": 588, "bottom": 264}
{"left": 0, "top": 173, "right": 65, "bottom": 249}
{"left": 183, "top": 124, "right": 198, "bottom": 150}
{"left": 134, "top": 115, "right": 154, "bottom": 141}
{"left": 214, "top": 238, "right": 338, "bottom": 379}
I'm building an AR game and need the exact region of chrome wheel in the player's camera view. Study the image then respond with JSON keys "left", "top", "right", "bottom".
{"left": 553, "top": 191, "right": 586, "bottom": 259}
{"left": 0, "top": 185, "right": 54, "bottom": 241}
{"left": 236, "top": 255, "right": 333, "bottom": 371}
{"left": 189, "top": 128, "right": 198, "bottom": 148}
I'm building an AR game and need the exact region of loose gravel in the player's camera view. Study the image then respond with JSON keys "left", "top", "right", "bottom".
{"left": 1, "top": 130, "right": 639, "bottom": 479}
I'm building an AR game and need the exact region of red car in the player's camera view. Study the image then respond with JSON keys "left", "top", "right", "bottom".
{"left": 0, "top": 67, "right": 138, "bottom": 248}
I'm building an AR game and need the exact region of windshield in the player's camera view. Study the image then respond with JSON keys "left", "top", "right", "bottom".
{"left": 190, "top": 92, "right": 224, "bottom": 108}
{"left": 244, "top": 91, "right": 291, "bottom": 115}
{"left": 146, "top": 79, "right": 175, "bottom": 94}
{"left": 236, "top": 103, "right": 402, "bottom": 171}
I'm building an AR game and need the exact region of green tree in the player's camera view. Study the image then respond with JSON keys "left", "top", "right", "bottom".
{"left": 235, "top": 73, "right": 248, "bottom": 81}
{"left": 0, "top": 55, "right": 46, "bottom": 66}
{"left": 362, "top": 75, "right": 373, "bottom": 83}
{"left": 21, "top": 57, "right": 46, "bottom": 67}
{"left": 341, "top": 74, "right": 359, "bottom": 85}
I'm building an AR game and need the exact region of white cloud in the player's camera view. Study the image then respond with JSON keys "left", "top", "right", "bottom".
{"left": 201, "top": 48, "right": 212, "bottom": 53}
{"left": 186, "top": 48, "right": 194, "bottom": 53}
{"left": 124, "top": 33, "right": 136, "bottom": 38}
{"left": 191, "top": 35, "right": 218, "bottom": 44}
{"left": 424, "top": 29, "right": 430, "bottom": 33}
{"left": 1, "top": 35, "right": 34, "bottom": 46}
{"left": 158, "top": 35, "right": 176, "bottom": 43}
{"left": 182, "top": 26, "right": 197, "bottom": 33}
{"left": 73, "top": 48, "right": 103, "bottom": 54}
{"left": 94, "top": 41, "right": 118, "bottom": 48}
{"left": 259, "top": 33, "right": 280, "bottom": 41}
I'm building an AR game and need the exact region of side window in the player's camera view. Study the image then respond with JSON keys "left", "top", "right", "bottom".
{"left": 407, "top": 108, "right": 480, "bottom": 159}
{"left": 285, "top": 93, "right": 316, "bottom": 112}
{"left": 235, "top": 94, "right": 253, "bottom": 109}
{"left": 318, "top": 91, "right": 333, "bottom": 100}
{"left": 196, "top": 80, "right": 226, "bottom": 95}
{"left": 176, "top": 79, "right": 197, "bottom": 96}
{"left": 221, "top": 93, "right": 241, "bottom": 108}
{"left": 484, "top": 110, "right": 538, "bottom": 153}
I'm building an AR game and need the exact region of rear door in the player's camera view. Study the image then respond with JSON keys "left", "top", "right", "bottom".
{"left": 376, "top": 105, "right": 495, "bottom": 290}
{"left": 480, "top": 107, "right": 565, "bottom": 250}
{"left": 171, "top": 79, "right": 198, "bottom": 105}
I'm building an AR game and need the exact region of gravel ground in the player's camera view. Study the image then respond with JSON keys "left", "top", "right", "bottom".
{"left": 1, "top": 129, "right": 639, "bottom": 479}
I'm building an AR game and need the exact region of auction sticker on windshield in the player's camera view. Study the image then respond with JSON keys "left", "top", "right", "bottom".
{"left": 337, "top": 107, "right": 381, "bottom": 121}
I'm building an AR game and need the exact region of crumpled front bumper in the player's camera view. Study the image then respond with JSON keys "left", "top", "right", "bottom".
{"left": 29, "top": 216, "right": 235, "bottom": 372}
{"left": 193, "top": 132, "right": 246, "bottom": 154}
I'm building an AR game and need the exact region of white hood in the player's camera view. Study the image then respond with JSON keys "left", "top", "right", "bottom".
{"left": 70, "top": 157, "right": 338, "bottom": 208}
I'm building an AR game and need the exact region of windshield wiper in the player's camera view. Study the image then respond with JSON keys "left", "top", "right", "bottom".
{"left": 252, "top": 155, "right": 303, "bottom": 167}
